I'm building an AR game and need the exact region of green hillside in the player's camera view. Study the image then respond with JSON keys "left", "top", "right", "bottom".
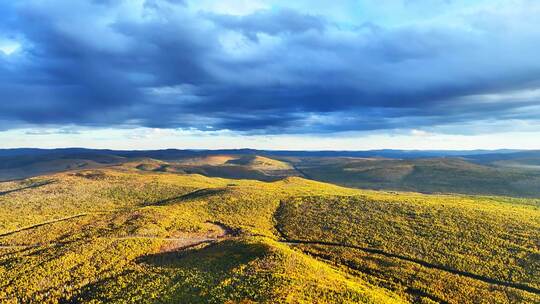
{"left": 1, "top": 166, "right": 539, "bottom": 303}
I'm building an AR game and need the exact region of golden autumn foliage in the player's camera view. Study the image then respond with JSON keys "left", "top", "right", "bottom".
{"left": 0, "top": 166, "right": 538, "bottom": 303}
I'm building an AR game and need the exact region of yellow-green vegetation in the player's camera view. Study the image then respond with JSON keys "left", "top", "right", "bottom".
{"left": 276, "top": 193, "right": 540, "bottom": 303}
{"left": 0, "top": 164, "right": 539, "bottom": 303}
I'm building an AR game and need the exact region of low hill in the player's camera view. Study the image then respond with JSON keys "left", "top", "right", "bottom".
{"left": 177, "top": 155, "right": 237, "bottom": 166}
{"left": 2, "top": 148, "right": 540, "bottom": 198}
{"left": 129, "top": 155, "right": 297, "bottom": 182}
{"left": 225, "top": 155, "right": 293, "bottom": 170}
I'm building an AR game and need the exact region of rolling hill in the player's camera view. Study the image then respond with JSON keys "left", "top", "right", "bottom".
{"left": 2, "top": 148, "right": 540, "bottom": 197}
{"left": 0, "top": 165, "right": 538, "bottom": 303}
{"left": 289, "top": 157, "right": 540, "bottom": 197}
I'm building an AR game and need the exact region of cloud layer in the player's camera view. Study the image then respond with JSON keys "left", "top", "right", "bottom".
{"left": 1, "top": 0, "right": 540, "bottom": 134}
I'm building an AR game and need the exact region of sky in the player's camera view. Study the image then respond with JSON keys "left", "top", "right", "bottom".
{"left": 1, "top": 0, "right": 540, "bottom": 150}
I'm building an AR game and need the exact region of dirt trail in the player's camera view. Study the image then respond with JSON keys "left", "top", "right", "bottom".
{"left": 0, "top": 243, "right": 61, "bottom": 250}
{"left": 0, "top": 213, "right": 89, "bottom": 238}
{"left": 0, "top": 245, "right": 36, "bottom": 249}
{"left": 151, "top": 188, "right": 227, "bottom": 206}
{"left": 106, "top": 222, "right": 234, "bottom": 252}
{"left": 0, "top": 222, "right": 235, "bottom": 251}
{"left": 108, "top": 236, "right": 218, "bottom": 252}
{"left": 0, "top": 180, "right": 55, "bottom": 196}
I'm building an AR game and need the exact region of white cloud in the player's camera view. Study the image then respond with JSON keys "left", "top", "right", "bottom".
{"left": 2, "top": 127, "right": 540, "bottom": 150}
{"left": 190, "top": 0, "right": 268, "bottom": 16}
{"left": 410, "top": 129, "right": 431, "bottom": 137}
{"left": 0, "top": 39, "right": 20, "bottom": 55}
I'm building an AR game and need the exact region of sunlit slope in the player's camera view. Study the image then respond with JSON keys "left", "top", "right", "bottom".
{"left": 0, "top": 169, "right": 403, "bottom": 303}
{"left": 225, "top": 155, "right": 293, "bottom": 170}
{"left": 1, "top": 168, "right": 539, "bottom": 303}
{"left": 276, "top": 193, "right": 540, "bottom": 303}
{"left": 178, "top": 155, "right": 237, "bottom": 166}
{"left": 176, "top": 155, "right": 292, "bottom": 170}
{"left": 65, "top": 238, "right": 406, "bottom": 304}
{"left": 130, "top": 156, "right": 298, "bottom": 182}
{"left": 0, "top": 169, "right": 229, "bottom": 232}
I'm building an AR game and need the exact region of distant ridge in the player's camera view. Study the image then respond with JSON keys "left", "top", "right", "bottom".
{"left": 0, "top": 147, "right": 529, "bottom": 159}
{"left": 2, "top": 148, "right": 540, "bottom": 197}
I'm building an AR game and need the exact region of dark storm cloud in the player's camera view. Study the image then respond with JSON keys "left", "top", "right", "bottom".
{"left": 1, "top": 0, "right": 540, "bottom": 134}
{"left": 206, "top": 9, "right": 326, "bottom": 40}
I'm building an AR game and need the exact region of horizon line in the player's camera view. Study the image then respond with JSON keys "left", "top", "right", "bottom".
{"left": 0, "top": 147, "right": 535, "bottom": 152}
